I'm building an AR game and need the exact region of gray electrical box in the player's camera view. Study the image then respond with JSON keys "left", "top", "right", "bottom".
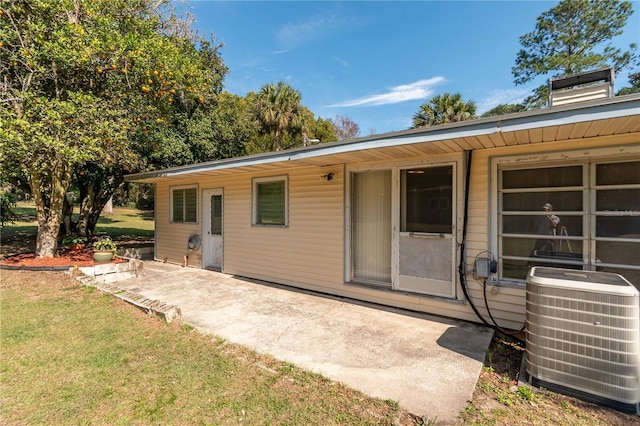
{"left": 475, "top": 258, "right": 491, "bottom": 278}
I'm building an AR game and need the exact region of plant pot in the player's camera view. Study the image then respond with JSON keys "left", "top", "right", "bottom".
{"left": 93, "top": 251, "right": 114, "bottom": 263}
{"left": 70, "top": 244, "right": 85, "bottom": 252}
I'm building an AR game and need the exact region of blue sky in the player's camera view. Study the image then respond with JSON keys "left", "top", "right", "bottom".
{"left": 185, "top": 1, "right": 640, "bottom": 135}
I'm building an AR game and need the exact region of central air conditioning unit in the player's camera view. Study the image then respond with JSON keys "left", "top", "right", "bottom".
{"left": 525, "top": 267, "right": 640, "bottom": 414}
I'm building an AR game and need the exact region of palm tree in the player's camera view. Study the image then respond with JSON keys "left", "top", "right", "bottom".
{"left": 254, "top": 82, "right": 304, "bottom": 151}
{"left": 412, "top": 93, "right": 477, "bottom": 128}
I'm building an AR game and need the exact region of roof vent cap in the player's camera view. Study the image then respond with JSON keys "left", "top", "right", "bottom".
{"left": 548, "top": 67, "right": 614, "bottom": 107}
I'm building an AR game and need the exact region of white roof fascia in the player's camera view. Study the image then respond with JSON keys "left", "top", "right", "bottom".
{"left": 498, "top": 97, "right": 640, "bottom": 133}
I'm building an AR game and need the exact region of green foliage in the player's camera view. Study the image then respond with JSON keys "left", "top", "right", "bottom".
{"left": 481, "top": 104, "right": 526, "bottom": 117}
{"left": 0, "top": 191, "right": 18, "bottom": 226}
{"left": 310, "top": 116, "right": 339, "bottom": 143}
{"left": 412, "top": 93, "right": 477, "bottom": 128}
{"left": 61, "top": 235, "right": 87, "bottom": 246}
{"left": 205, "top": 92, "right": 255, "bottom": 160}
{"left": 253, "top": 81, "right": 305, "bottom": 151}
{"left": 0, "top": 0, "right": 227, "bottom": 254}
{"left": 512, "top": 0, "right": 638, "bottom": 107}
{"left": 617, "top": 66, "right": 640, "bottom": 95}
{"left": 92, "top": 236, "right": 117, "bottom": 252}
{"left": 517, "top": 386, "right": 536, "bottom": 401}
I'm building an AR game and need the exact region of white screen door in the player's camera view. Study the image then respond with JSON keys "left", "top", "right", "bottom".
{"left": 397, "top": 165, "right": 456, "bottom": 298}
{"left": 202, "top": 188, "right": 223, "bottom": 270}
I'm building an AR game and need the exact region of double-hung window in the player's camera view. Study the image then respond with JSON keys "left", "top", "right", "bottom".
{"left": 497, "top": 158, "right": 640, "bottom": 288}
{"left": 253, "top": 175, "right": 288, "bottom": 226}
{"left": 171, "top": 186, "right": 197, "bottom": 223}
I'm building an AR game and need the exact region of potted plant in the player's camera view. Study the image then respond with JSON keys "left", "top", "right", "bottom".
{"left": 62, "top": 235, "right": 88, "bottom": 252}
{"left": 92, "top": 236, "right": 117, "bottom": 262}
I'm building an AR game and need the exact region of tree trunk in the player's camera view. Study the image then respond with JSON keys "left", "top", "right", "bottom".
{"left": 60, "top": 194, "right": 73, "bottom": 237}
{"left": 275, "top": 128, "right": 281, "bottom": 151}
{"left": 76, "top": 183, "right": 94, "bottom": 237}
{"left": 102, "top": 196, "right": 113, "bottom": 216}
{"left": 27, "top": 163, "right": 71, "bottom": 258}
{"left": 76, "top": 173, "right": 124, "bottom": 236}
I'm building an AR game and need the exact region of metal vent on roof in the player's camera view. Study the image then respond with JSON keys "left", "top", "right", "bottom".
{"left": 548, "top": 68, "right": 614, "bottom": 107}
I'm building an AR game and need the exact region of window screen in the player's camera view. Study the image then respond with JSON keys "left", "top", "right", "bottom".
{"left": 172, "top": 187, "right": 197, "bottom": 223}
{"left": 254, "top": 177, "right": 287, "bottom": 226}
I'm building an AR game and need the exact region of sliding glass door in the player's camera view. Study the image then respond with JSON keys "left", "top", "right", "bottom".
{"left": 351, "top": 170, "right": 392, "bottom": 285}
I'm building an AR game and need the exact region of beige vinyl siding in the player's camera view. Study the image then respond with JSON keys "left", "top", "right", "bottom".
{"left": 155, "top": 181, "right": 202, "bottom": 267}
{"left": 221, "top": 167, "right": 345, "bottom": 290}
{"left": 151, "top": 132, "right": 638, "bottom": 329}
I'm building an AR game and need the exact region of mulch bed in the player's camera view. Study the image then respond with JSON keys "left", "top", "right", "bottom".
{"left": 0, "top": 249, "right": 126, "bottom": 268}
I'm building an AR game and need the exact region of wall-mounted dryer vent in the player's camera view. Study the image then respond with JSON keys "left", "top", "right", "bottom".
{"left": 548, "top": 67, "right": 614, "bottom": 107}
{"left": 187, "top": 234, "right": 201, "bottom": 251}
{"left": 525, "top": 267, "right": 640, "bottom": 414}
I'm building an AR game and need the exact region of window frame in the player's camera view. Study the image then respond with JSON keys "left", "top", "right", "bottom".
{"left": 170, "top": 185, "right": 198, "bottom": 224}
{"left": 400, "top": 164, "right": 454, "bottom": 234}
{"left": 252, "top": 175, "right": 289, "bottom": 227}
{"left": 490, "top": 148, "right": 640, "bottom": 287}
{"left": 497, "top": 163, "right": 588, "bottom": 281}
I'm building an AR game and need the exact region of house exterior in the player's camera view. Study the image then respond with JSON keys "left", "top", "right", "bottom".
{"left": 127, "top": 91, "right": 640, "bottom": 330}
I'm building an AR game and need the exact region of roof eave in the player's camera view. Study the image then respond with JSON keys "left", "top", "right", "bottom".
{"left": 126, "top": 93, "right": 640, "bottom": 182}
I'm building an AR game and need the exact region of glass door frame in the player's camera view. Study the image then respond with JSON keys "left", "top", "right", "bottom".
{"left": 345, "top": 154, "right": 464, "bottom": 299}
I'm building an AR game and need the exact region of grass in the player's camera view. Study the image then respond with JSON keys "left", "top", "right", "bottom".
{"left": 5, "top": 202, "right": 639, "bottom": 425}
{"left": 1, "top": 202, "right": 154, "bottom": 256}
{"left": 1, "top": 271, "right": 411, "bottom": 425}
{"left": 3, "top": 201, "right": 154, "bottom": 239}
{"left": 461, "top": 336, "right": 639, "bottom": 426}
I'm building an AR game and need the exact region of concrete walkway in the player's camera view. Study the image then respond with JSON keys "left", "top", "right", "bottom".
{"left": 115, "top": 261, "right": 493, "bottom": 423}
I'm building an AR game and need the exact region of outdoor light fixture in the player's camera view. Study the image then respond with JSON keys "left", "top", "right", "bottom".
{"left": 321, "top": 172, "right": 335, "bottom": 181}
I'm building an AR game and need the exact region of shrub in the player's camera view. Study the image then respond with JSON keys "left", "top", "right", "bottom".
{"left": 0, "top": 191, "right": 18, "bottom": 226}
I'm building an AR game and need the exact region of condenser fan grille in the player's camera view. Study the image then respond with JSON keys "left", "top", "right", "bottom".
{"left": 525, "top": 267, "right": 640, "bottom": 414}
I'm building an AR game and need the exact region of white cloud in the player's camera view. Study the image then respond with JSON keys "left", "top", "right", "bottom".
{"left": 332, "top": 56, "right": 350, "bottom": 68}
{"left": 276, "top": 15, "right": 346, "bottom": 49}
{"left": 328, "top": 77, "right": 446, "bottom": 107}
{"left": 477, "top": 88, "right": 531, "bottom": 114}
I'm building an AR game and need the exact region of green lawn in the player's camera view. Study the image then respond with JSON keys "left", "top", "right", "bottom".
{"left": 1, "top": 271, "right": 410, "bottom": 425}
{"left": 94, "top": 206, "right": 154, "bottom": 240}
{"left": 2, "top": 202, "right": 154, "bottom": 244}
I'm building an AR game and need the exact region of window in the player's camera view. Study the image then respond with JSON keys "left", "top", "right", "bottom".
{"left": 171, "top": 186, "right": 197, "bottom": 223}
{"left": 253, "top": 175, "right": 288, "bottom": 226}
{"left": 497, "top": 159, "right": 640, "bottom": 287}
{"left": 401, "top": 166, "right": 453, "bottom": 233}
{"left": 210, "top": 194, "right": 222, "bottom": 235}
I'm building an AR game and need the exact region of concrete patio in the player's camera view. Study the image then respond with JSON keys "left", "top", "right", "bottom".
{"left": 112, "top": 261, "right": 493, "bottom": 423}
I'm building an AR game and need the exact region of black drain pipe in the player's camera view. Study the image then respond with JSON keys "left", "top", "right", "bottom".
{"left": 459, "top": 150, "right": 525, "bottom": 344}
{"left": 458, "top": 150, "right": 491, "bottom": 327}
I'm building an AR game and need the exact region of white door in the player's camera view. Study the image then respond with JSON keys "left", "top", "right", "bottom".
{"left": 397, "top": 164, "right": 457, "bottom": 298}
{"left": 202, "top": 188, "right": 223, "bottom": 270}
